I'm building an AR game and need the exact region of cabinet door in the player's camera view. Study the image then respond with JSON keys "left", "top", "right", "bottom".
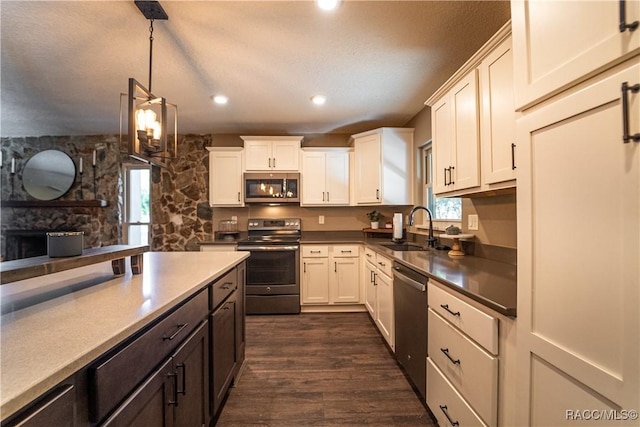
{"left": 234, "top": 262, "right": 246, "bottom": 380}
{"left": 480, "top": 36, "right": 517, "bottom": 185}
{"left": 516, "top": 61, "right": 639, "bottom": 425}
{"left": 512, "top": 0, "right": 640, "bottom": 110}
{"left": 375, "top": 270, "right": 394, "bottom": 351}
{"left": 244, "top": 140, "right": 272, "bottom": 170}
{"left": 432, "top": 96, "right": 453, "bottom": 194}
{"left": 101, "top": 358, "right": 173, "bottom": 427}
{"left": 212, "top": 296, "right": 237, "bottom": 415}
{"left": 301, "top": 258, "right": 329, "bottom": 304}
{"left": 364, "top": 260, "right": 377, "bottom": 317}
{"left": 451, "top": 70, "right": 480, "bottom": 192}
{"left": 6, "top": 385, "right": 75, "bottom": 427}
{"left": 301, "top": 151, "right": 327, "bottom": 205}
{"left": 330, "top": 257, "right": 360, "bottom": 303}
{"left": 324, "top": 151, "right": 350, "bottom": 205}
{"left": 173, "top": 321, "right": 209, "bottom": 427}
{"left": 354, "top": 133, "right": 382, "bottom": 204}
{"left": 271, "top": 140, "right": 300, "bottom": 171}
{"left": 209, "top": 150, "right": 243, "bottom": 206}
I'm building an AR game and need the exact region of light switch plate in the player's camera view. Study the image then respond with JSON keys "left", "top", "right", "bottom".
{"left": 319, "top": 215, "right": 325, "bottom": 225}
{"left": 468, "top": 214, "right": 479, "bottom": 230}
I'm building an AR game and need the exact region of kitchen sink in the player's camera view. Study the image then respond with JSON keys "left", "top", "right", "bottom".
{"left": 380, "top": 243, "right": 426, "bottom": 252}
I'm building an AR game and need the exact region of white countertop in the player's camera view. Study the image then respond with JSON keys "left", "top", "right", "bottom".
{"left": 0, "top": 250, "right": 249, "bottom": 420}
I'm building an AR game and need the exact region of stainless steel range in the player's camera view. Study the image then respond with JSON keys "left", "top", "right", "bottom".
{"left": 237, "top": 218, "right": 301, "bottom": 314}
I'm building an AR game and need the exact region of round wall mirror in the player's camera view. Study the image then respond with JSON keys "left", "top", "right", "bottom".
{"left": 23, "top": 150, "right": 76, "bottom": 200}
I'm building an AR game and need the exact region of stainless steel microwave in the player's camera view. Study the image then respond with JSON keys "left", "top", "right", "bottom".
{"left": 244, "top": 173, "right": 300, "bottom": 204}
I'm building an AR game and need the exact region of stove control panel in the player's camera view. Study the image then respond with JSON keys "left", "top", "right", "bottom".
{"left": 247, "top": 218, "right": 301, "bottom": 230}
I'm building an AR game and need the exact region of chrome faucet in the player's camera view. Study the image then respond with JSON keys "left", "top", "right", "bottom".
{"left": 409, "top": 206, "right": 437, "bottom": 248}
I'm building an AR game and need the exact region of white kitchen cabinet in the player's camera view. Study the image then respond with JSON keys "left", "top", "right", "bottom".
{"left": 479, "top": 35, "right": 517, "bottom": 185}
{"left": 511, "top": 0, "right": 640, "bottom": 110}
{"left": 427, "top": 280, "right": 516, "bottom": 427}
{"left": 301, "top": 245, "right": 362, "bottom": 309}
{"left": 241, "top": 136, "right": 302, "bottom": 171}
{"left": 363, "top": 249, "right": 377, "bottom": 316}
{"left": 427, "top": 23, "right": 515, "bottom": 197}
{"left": 207, "top": 147, "right": 243, "bottom": 207}
{"left": 301, "top": 148, "right": 350, "bottom": 206}
{"left": 374, "top": 258, "right": 394, "bottom": 351}
{"left": 515, "top": 58, "right": 639, "bottom": 426}
{"left": 352, "top": 127, "right": 414, "bottom": 205}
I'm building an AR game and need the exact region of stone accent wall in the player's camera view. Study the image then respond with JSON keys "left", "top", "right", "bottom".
{"left": 1, "top": 135, "right": 123, "bottom": 259}
{"left": 150, "top": 135, "right": 213, "bottom": 252}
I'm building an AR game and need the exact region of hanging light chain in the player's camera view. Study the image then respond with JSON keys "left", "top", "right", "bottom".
{"left": 148, "top": 19, "right": 154, "bottom": 93}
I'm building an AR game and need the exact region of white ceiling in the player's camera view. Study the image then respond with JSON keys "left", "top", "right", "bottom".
{"left": 0, "top": 1, "right": 510, "bottom": 137}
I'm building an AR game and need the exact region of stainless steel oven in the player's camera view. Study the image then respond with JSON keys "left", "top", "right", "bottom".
{"left": 237, "top": 218, "right": 301, "bottom": 314}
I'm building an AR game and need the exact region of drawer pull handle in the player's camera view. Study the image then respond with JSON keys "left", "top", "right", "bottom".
{"left": 310, "top": 250, "right": 321, "bottom": 253}
{"left": 168, "top": 372, "right": 179, "bottom": 406}
{"left": 163, "top": 323, "right": 189, "bottom": 341}
{"left": 441, "top": 348, "right": 461, "bottom": 365}
{"left": 440, "top": 304, "right": 460, "bottom": 317}
{"left": 221, "top": 282, "right": 234, "bottom": 290}
{"left": 439, "top": 405, "right": 460, "bottom": 427}
{"left": 378, "top": 261, "right": 386, "bottom": 267}
{"left": 619, "top": 0, "right": 639, "bottom": 32}
{"left": 177, "top": 363, "right": 186, "bottom": 396}
{"left": 341, "top": 250, "right": 352, "bottom": 253}
{"left": 622, "top": 82, "right": 640, "bottom": 143}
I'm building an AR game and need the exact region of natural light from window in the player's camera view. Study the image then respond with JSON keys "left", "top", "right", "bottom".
{"left": 125, "top": 166, "right": 150, "bottom": 246}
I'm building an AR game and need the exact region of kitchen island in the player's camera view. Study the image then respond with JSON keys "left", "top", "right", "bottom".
{"left": 0, "top": 250, "right": 249, "bottom": 424}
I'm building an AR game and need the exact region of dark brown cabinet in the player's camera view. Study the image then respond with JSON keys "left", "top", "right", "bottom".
{"left": 211, "top": 294, "right": 237, "bottom": 415}
{"left": 2, "top": 384, "right": 75, "bottom": 427}
{"left": 234, "top": 262, "right": 246, "bottom": 379}
{"left": 101, "top": 321, "right": 209, "bottom": 427}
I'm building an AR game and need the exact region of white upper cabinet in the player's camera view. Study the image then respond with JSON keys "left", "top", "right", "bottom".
{"left": 511, "top": 0, "right": 640, "bottom": 110}
{"left": 301, "top": 148, "right": 350, "bottom": 206}
{"left": 426, "top": 23, "right": 515, "bottom": 197}
{"left": 352, "top": 127, "right": 414, "bottom": 206}
{"left": 480, "top": 35, "right": 517, "bottom": 185}
{"left": 241, "top": 136, "right": 302, "bottom": 171}
{"left": 207, "top": 147, "right": 244, "bottom": 207}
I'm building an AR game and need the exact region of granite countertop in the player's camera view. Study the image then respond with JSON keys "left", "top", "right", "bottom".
{"left": 0, "top": 251, "right": 249, "bottom": 420}
{"left": 368, "top": 243, "right": 517, "bottom": 317}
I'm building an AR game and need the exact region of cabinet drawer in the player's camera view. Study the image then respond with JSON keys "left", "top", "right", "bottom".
{"left": 427, "top": 357, "right": 488, "bottom": 427}
{"left": 89, "top": 289, "right": 208, "bottom": 423}
{"left": 331, "top": 245, "right": 360, "bottom": 257}
{"left": 211, "top": 268, "right": 238, "bottom": 310}
{"left": 375, "top": 254, "right": 393, "bottom": 278}
{"left": 302, "top": 245, "right": 329, "bottom": 257}
{"left": 428, "top": 309, "right": 497, "bottom": 426}
{"left": 429, "top": 283, "right": 498, "bottom": 355}
{"left": 363, "top": 247, "right": 376, "bottom": 265}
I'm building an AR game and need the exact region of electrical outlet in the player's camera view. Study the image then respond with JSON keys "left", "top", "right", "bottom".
{"left": 468, "top": 214, "right": 479, "bottom": 231}
{"left": 319, "top": 215, "right": 325, "bottom": 225}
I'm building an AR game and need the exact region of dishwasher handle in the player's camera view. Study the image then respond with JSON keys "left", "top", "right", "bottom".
{"left": 393, "top": 267, "right": 426, "bottom": 292}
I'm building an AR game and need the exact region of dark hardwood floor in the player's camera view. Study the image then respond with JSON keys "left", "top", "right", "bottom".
{"left": 215, "top": 312, "right": 437, "bottom": 426}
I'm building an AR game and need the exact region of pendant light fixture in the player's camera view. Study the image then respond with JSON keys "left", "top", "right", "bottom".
{"left": 121, "top": 0, "right": 177, "bottom": 168}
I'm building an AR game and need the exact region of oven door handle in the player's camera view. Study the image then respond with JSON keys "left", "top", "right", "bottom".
{"left": 238, "top": 245, "right": 300, "bottom": 251}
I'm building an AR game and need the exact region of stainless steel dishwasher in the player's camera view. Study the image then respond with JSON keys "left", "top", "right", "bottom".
{"left": 393, "top": 261, "right": 428, "bottom": 400}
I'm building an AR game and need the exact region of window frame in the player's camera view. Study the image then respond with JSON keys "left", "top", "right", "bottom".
{"left": 419, "top": 141, "right": 461, "bottom": 230}
{"left": 123, "top": 163, "right": 151, "bottom": 245}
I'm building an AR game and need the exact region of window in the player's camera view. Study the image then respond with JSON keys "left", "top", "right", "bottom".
{"left": 423, "top": 142, "right": 461, "bottom": 222}
{"left": 124, "top": 164, "right": 151, "bottom": 245}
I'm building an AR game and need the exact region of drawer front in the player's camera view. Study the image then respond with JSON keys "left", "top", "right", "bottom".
{"left": 89, "top": 289, "right": 208, "bottom": 423}
{"left": 428, "top": 309, "right": 497, "bottom": 426}
{"left": 211, "top": 268, "right": 238, "bottom": 310}
{"left": 302, "top": 245, "right": 329, "bottom": 257}
{"left": 429, "top": 283, "right": 498, "bottom": 355}
{"left": 363, "top": 247, "right": 376, "bottom": 265}
{"left": 331, "top": 245, "right": 360, "bottom": 258}
{"left": 427, "top": 358, "right": 488, "bottom": 427}
{"left": 200, "top": 244, "right": 237, "bottom": 252}
{"left": 375, "top": 254, "right": 393, "bottom": 278}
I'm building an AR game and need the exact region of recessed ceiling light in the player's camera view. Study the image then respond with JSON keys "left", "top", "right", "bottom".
{"left": 311, "top": 95, "right": 326, "bottom": 105}
{"left": 212, "top": 95, "right": 228, "bottom": 105}
{"left": 317, "top": 0, "right": 341, "bottom": 11}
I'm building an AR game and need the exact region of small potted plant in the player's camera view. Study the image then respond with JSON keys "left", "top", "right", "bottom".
{"left": 367, "top": 210, "right": 381, "bottom": 229}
